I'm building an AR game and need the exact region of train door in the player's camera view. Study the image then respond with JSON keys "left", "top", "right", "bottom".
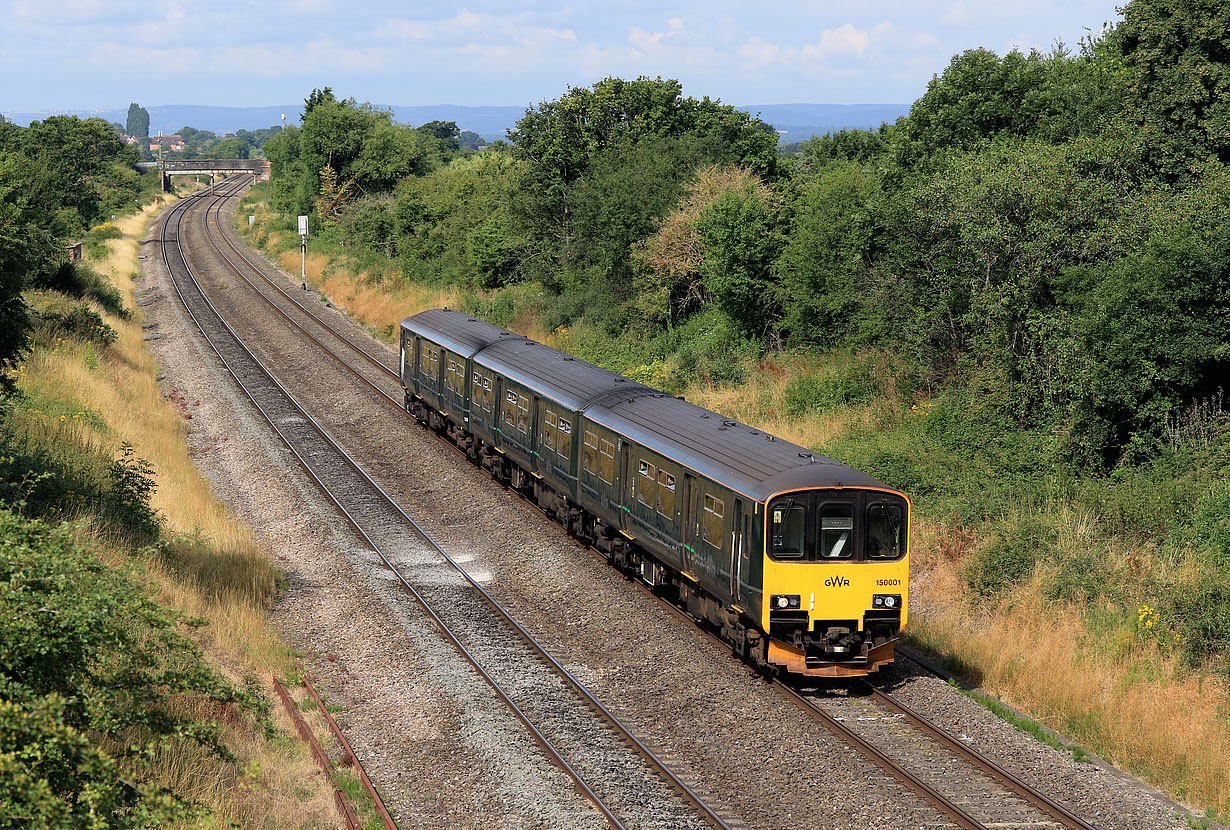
{"left": 682, "top": 474, "right": 699, "bottom": 577}
{"left": 730, "top": 499, "right": 744, "bottom": 603}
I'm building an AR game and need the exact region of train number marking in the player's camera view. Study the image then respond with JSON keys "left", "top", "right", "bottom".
{"left": 875, "top": 579, "right": 901, "bottom": 587}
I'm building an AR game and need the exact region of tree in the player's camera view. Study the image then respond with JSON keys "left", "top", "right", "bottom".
{"left": 303, "top": 87, "right": 336, "bottom": 120}
{"left": 695, "top": 183, "right": 778, "bottom": 336}
{"left": 212, "top": 136, "right": 249, "bottom": 159}
{"left": 1109, "top": 0, "right": 1230, "bottom": 171}
{"left": 125, "top": 103, "right": 149, "bottom": 138}
{"left": 419, "top": 120, "right": 460, "bottom": 153}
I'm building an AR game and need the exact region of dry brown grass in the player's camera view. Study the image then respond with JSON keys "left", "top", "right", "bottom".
{"left": 16, "top": 198, "right": 341, "bottom": 827}
{"left": 271, "top": 242, "right": 460, "bottom": 342}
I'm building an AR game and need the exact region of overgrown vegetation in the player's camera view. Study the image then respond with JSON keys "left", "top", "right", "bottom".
{"left": 243, "top": 0, "right": 1230, "bottom": 817}
{"left": 0, "top": 122, "right": 339, "bottom": 822}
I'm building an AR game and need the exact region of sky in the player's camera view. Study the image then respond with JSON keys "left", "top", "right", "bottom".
{"left": 2, "top": 1, "right": 1125, "bottom": 112}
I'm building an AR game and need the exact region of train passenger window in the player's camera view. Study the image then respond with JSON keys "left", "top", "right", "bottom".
{"left": 771, "top": 503, "right": 806, "bottom": 559}
{"left": 636, "top": 460, "right": 656, "bottom": 506}
{"left": 656, "top": 471, "right": 675, "bottom": 518}
{"left": 516, "top": 396, "right": 529, "bottom": 433}
{"left": 819, "top": 503, "right": 854, "bottom": 559}
{"left": 598, "top": 439, "right": 615, "bottom": 483}
{"left": 542, "top": 411, "right": 557, "bottom": 452}
{"left": 472, "top": 373, "right": 482, "bottom": 405}
{"left": 867, "top": 502, "right": 905, "bottom": 559}
{"left": 482, "top": 376, "right": 493, "bottom": 411}
{"left": 503, "top": 390, "right": 517, "bottom": 429}
{"left": 583, "top": 431, "right": 598, "bottom": 473}
{"left": 702, "top": 494, "right": 724, "bottom": 547}
{"left": 557, "top": 419, "right": 572, "bottom": 462}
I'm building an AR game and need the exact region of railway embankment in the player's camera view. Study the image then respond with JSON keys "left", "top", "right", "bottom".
{"left": 0, "top": 196, "right": 344, "bottom": 826}
{"left": 236, "top": 179, "right": 1230, "bottom": 827}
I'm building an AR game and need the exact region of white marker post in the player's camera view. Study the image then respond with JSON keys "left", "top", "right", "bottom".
{"left": 298, "top": 215, "right": 309, "bottom": 289}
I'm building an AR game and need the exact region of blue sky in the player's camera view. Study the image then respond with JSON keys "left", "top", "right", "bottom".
{"left": 2, "top": 1, "right": 1124, "bottom": 111}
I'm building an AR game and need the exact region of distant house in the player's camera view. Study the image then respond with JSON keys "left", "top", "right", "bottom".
{"left": 119, "top": 134, "right": 140, "bottom": 145}
{"left": 149, "top": 134, "right": 186, "bottom": 152}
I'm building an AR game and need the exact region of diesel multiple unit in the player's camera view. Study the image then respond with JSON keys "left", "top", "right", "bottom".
{"left": 400, "top": 308, "right": 910, "bottom": 677}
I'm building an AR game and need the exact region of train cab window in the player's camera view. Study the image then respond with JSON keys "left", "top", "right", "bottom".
{"left": 636, "top": 460, "right": 656, "bottom": 506}
{"left": 771, "top": 502, "right": 807, "bottom": 560}
{"left": 656, "top": 471, "right": 676, "bottom": 518}
{"left": 598, "top": 439, "right": 615, "bottom": 483}
{"left": 516, "top": 396, "right": 529, "bottom": 433}
{"left": 557, "top": 419, "right": 572, "bottom": 462}
{"left": 541, "top": 411, "right": 557, "bottom": 452}
{"left": 867, "top": 502, "right": 905, "bottom": 559}
{"left": 702, "top": 494, "right": 724, "bottom": 547}
{"left": 819, "top": 503, "right": 854, "bottom": 559}
{"left": 583, "top": 431, "right": 598, "bottom": 474}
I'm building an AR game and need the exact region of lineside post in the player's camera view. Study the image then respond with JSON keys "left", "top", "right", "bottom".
{"left": 298, "top": 214, "right": 309, "bottom": 290}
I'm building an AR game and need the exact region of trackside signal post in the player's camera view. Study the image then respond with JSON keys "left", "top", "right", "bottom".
{"left": 298, "top": 215, "right": 308, "bottom": 289}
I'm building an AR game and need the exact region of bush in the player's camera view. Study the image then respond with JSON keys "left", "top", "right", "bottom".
{"left": 28, "top": 262, "right": 127, "bottom": 319}
{"left": 0, "top": 509, "right": 252, "bottom": 826}
{"left": 966, "top": 516, "right": 1058, "bottom": 596}
{"left": 783, "top": 366, "right": 874, "bottom": 415}
{"left": 27, "top": 291, "right": 117, "bottom": 347}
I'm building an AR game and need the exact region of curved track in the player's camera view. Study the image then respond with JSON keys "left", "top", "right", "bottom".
{"left": 173, "top": 180, "right": 1101, "bottom": 830}
{"left": 161, "top": 180, "right": 736, "bottom": 830}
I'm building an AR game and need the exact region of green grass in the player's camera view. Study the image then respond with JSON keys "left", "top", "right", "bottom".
{"left": 948, "top": 679, "right": 1093, "bottom": 763}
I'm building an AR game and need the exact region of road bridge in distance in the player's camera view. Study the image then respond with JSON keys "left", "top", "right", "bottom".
{"left": 158, "top": 158, "right": 270, "bottom": 191}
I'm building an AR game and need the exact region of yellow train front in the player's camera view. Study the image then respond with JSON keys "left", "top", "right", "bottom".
{"left": 757, "top": 485, "right": 909, "bottom": 678}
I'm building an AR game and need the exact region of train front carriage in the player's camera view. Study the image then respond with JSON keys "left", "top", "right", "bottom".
{"left": 759, "top": 482, "right": 909, "bottom": 677}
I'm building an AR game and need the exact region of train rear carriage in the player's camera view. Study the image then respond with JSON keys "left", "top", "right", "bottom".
{"left": 400, "top": 311, "right": 510, "bottom": 450}
{"left": 586, "top": 393, "right": 910, "bottom": 677}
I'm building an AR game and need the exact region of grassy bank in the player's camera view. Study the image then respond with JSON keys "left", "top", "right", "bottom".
{"left": 239, "top": 181, "right": 1229, "bottom": 821}
{"left": 2, "top": 196, "right": 340, "bottom": 826}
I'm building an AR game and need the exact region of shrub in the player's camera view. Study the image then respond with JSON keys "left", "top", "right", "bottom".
{"left": 783, "top": 367, "right": 874, "bottom": 415}
{"left": 27, "top": 291, "right": 117, "bottom": 347}
{"left": 0, "top": 509, "right": 253, "bottom": 825}
{"left": 28, "top": 262, "right": 127, "bottom": 319}
{"left": 966, "top": 516, "right": 1058, "bottom": 596}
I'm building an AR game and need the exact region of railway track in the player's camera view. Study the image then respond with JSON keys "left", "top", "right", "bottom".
{"left": 170, "top": 180, "right": 1101, "bottom": 829}
{"left": 160, "top": 180, "right": 739, "bottom": 830}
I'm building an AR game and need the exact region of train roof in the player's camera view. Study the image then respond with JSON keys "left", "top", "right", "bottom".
{"left": 401, "top": 309, "right": 898, "bottom": 503}
{"left": 474, "top": 338, "right": 651, "bottom": 411}
{"left": 584, "top": 393, "right": 891, "bottom": 503}
{"left": 400, "top": 309, "right": 516, "bottom": 357}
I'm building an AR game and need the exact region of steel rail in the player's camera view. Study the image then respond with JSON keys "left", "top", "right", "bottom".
{"left": 197, "top": 183, "right": 1094, "bottom": 830}
{"left": 860, "top": 682, "right": 1096, "bottom": 830}
{"left": 166, "top": 182, "right": 735, "bottom": 830}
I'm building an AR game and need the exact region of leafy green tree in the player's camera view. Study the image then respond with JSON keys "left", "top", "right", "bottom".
{"left": 1109, "top": 0, "right": 1230, "bottom": 171}
{"left": 776, "top": 161, "right": 879, "bottom": 346}
{"left": 419, "top": 120, "right": 460, "bottom": 153}
{"left": 302, "top": 86, "right": 335, "bottom": 119}
{"left": 125, "top": 102, "right": 149, "bottom": 138}
{"left": 459, "top": 130, "right": 483, "bottom": 151}
{"left": 212, "top": 136, "right": 249, "bottom": 159}
{"left": 695, "top": 183, "right": 778, "bottom": 336}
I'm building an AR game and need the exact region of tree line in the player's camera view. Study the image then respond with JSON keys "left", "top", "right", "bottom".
{"left": 263, "top": 0, "right": 1229, "bottom": 473}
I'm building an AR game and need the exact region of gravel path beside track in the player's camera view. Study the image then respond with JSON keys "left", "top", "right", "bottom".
{"left": 137, "top": 189, "right": 1202, "bottom": 829}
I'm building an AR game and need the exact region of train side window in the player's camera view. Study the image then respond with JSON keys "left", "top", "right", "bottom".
{"left": 819, "top": 503, "right": 854, "bottom": 559}
{"left": 541, "top": 411, "right": 557, "bottom": 452}
{"left": 866, "top": 502, "right": 905, "bottom": 559}
{"left": 503, "top": 390, "right": 517, "bottom": 429}
{"left": 598, "top": 439, "right": 615, "bottom": 483}
{"left": 771, "top": 503, "right": 806, "bottom": 559}
{"left": 702, "top": 494, "right": 724, "bottom": 547}
{"left": 516, "top": 395, "right": 529, "bottom": 433}
{"left": 583, "top": 431, "right": 598, "bottom": 473}
{"left": 656, "top": 471, "right": 675, "bottom": 518}
{"left": 482, "top": 376, "right": 493, "bottom": 411}
{"left": 471, "top": 372, "right": 482, "bottom": 405}
{"left": 636, "top": 460, "right": 656, "bottom": 506}
{"left": 557, "top": 418, "right": 572, "bottom": 462}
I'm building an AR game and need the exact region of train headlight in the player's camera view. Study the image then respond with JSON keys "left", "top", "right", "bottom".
{"left": 872, "top": 594, "right": 901, "bottom": 609}
{"left": 771, "top": 594, "right": 801, "bottom": 609}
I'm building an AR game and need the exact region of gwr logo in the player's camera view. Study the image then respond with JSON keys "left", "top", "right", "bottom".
{"left": 825, "top": 575, "right": 850, "bottom": 588}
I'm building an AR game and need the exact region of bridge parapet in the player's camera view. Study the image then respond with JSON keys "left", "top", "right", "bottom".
{"left": 159, "top": 159, "right": 271, "bottom": 191}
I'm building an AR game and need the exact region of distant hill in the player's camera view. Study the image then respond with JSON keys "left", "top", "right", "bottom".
{"left": 3, "top": 101, "right": 910, "bottom": 143}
